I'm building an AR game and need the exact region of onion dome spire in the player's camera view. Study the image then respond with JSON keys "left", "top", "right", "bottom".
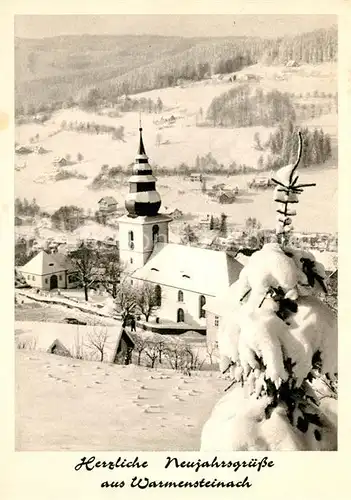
{"left": 125, "top": 124, "right": 161, "bottom": 217}
{"left": 138, "top": 126, "right": 146, "bottom": 156}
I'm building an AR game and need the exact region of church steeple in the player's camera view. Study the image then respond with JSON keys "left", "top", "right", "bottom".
{"left": 125, "top": 125, "right": 161, "bottom": 217}
{"left": 138, "top": 126, "right": 146, "bottom": 156}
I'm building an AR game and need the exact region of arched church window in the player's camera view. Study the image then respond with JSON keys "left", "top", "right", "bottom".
{"left": 128, "top": 230, "right": 134, "bottom": 249}
{"left": 178, "top": 290, "right": 184, "bottom": 302}
{"left": 154, "top": 285, "right": 162, "bottom": 307}
{"left": 177, "top": 308, "right": 185, "bottom": 323}
{"left": 152, "top": 224, "right": 159, "bottom": 243}
{"left": 199, "top": 295, "right": 206, "bottom": 319}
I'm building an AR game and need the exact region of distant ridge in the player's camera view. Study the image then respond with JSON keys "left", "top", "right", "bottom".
{"left": 15, "top": 26, "right": 337, "bottom": 110}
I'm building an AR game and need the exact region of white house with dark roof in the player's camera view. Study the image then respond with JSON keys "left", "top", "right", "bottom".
{"left": 19, "top": 250, "right": 79, "bottom": 290}
{"left": 118, "top": 126, "right": 243, "bottom": 329}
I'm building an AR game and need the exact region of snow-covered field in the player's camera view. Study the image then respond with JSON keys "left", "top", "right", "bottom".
{"left": 16, "top": 349, "right": 226, "bottom": 451}
{"left": 15, "top": 62, "right": 338, "bottom": 234}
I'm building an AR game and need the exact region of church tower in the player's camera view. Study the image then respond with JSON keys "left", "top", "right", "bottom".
{"left": 118, "top": 126, "right": 172, "bottom": 272}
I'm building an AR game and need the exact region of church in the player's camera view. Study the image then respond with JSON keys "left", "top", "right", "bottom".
{"left": 118, "top": 127, "right": 243, "bottom": 331}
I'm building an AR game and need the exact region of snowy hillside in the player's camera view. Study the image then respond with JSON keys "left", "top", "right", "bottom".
{"left": 16, "top": 350, "right": 226, "bottom": 451}
{"left": 15, "top": 62, "right": 337, "bottom": 233}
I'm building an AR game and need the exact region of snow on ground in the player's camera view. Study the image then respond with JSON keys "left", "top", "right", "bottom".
{"left": 15, "top": 300, "right": 118, "bottom": 325}
{"left": 15, "top": 62, "right": 338, "bottom": 233}
{"left": 15, "top": 349, "right": 226, "bottom": 451}
{"left": 15, "top": 164, "right": 337, "bottom": 234}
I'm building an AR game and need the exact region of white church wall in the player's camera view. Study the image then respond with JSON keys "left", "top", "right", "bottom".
{"left": 153, "top": 284, "right": 209, "bottom": 327}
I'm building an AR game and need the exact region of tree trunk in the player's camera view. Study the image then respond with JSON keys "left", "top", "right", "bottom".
{"left": 84, "top": 284, "right": 89, "bottom": 301}
{"left": 138, "top": 352, "right": 142, "bottom": 365}
{"left": 112, "top": 283, "right": 117, "bottom": 299}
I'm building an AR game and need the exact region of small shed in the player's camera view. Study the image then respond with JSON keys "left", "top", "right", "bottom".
{"left": 286, "top": 60, "right": 299, "bottom": 68}
{"left": 15, "top": 321, "right": 135, "bottom": 365}
{"left": 98, "top": 196, "right": 118, "bottom": 213}
{"left": 53, "top": 157, "right": 68, "bottom": 167}
{"left": 217, "top": 191, "right": 236, "bottom": 204}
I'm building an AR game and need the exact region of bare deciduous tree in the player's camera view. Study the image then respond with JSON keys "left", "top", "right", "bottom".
{"left": 206, "top": 341, "right": 218, "bottom": 366}
{"left": 115, "top": 281, "right": 138, "bottom": 322}
{"left": 132, "top": 332, "right": 149, "bottom": 366}
{"left": 99, "top": 252, "right": 124, "bottom": 299}
{"left": 144, "top": 340, "right": 159, "bottom": 368}
{"left": 69, "top": 242, "right": 99, "bottom": 301}
{"left": 135, "top": 282, "right": 159, "bottom": 322}
{"left": 164, "top": 340, "right": 187, "bottom": 370}
{"left": 183, "top": 344, "right": 205, "bottom": 371}
{"left": 84, "top": 326, "right": 109, "bottom": 362}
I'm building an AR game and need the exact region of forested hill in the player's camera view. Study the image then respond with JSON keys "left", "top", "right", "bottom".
{"left": 15, "top": 26, "right": 337, "bottom": 110}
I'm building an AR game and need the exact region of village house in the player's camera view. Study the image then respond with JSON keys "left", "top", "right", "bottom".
{"left": 189, "top": 173, "right": 203, "bottom": 182}
{"left": 199, "top": 214, "right": 212, "bottom": 229}
{"left": 15, "top": 145, "right": 32, "bottom": 155}
{"left": 19, "top": 250, "right": 79, "bottom": 290}
{"left": 167, "top": 208, "right": 183, "bottom": 220}
{"left": 53, "top": 156, "right": 68, "bottom": 167}
{"left": 98, "top": 196, "right": 118, "bottom": 214}
{"left": 217, "top": 191, "right": 236, "bottom": 204}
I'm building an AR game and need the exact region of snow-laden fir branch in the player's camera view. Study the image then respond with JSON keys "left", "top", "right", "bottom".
{"left": 271, "top": 131, "right": 316, "bottom": 246}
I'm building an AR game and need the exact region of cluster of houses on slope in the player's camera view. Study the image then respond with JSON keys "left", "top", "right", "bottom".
{"left": 15, "top": 145, "right": 48, "bottom": 156}
{"left": 16, "top": 123, "right": 336, "bottom": 351}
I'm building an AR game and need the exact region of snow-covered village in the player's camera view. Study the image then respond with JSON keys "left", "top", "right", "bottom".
{"left": 14, "top": 15, "right": 338, "bottom": 452}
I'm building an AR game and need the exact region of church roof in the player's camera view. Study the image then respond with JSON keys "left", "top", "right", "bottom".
{"left": 20, "top": 250, "right": 73, "bottom": 275}
{"left": 132, "top": 242, "right": 243, "bottom": 296}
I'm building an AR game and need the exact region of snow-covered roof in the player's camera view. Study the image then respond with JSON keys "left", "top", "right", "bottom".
{"left": 20, "top": 250, "right": 72, "bottom": 276}
{"left": 15, "top": 321, "right": 134, "bottom": 363}
{"left": 132, "top": 242, "right": 243, "bottom": 296}
{"left": 98, "top": 196, "right": 118, "bottom": 205}
{"left": 310, "top": 250, "right": 337, "bottom": 272}
{"left": 52, "top": 252, "right": 76, "bottom": 272}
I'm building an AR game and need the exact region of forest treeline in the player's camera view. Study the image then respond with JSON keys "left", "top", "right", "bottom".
{"left": 206, "top": 86, "right": 296, "bottom": 127}
{"left": 16, "top": 26, "right": 337, "bottom": 112}
{"left": 256, "top": 121, "right": 332, "bottom": 170}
